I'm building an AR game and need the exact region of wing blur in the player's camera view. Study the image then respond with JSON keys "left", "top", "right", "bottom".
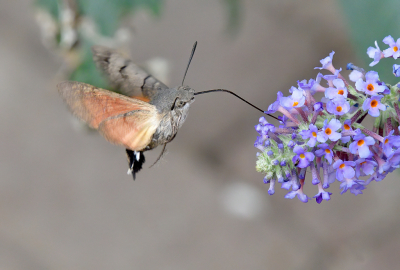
{"left": 98, "top": 110, "right": 161, "bottom": 151}
{"left": 58, "top": 81, "right": 161, "bottom": 151}
{"left": 91, "top": 46, "right": 168, "bottom": 99}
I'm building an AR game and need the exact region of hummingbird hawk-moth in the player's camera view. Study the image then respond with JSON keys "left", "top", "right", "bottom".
{"left": 58, "top": 42, "right": 269, "bottom": 179}
{"left": 58, "top": 43, "right": 199, "bottom": 179}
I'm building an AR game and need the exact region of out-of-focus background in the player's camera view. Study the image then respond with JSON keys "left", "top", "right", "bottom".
{"left": 1, "top": 0, "right": 400, "bottom": 269}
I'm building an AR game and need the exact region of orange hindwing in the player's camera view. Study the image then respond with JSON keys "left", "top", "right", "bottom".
{"left": 58, "top": 81, "right": 161, "bottom": 150}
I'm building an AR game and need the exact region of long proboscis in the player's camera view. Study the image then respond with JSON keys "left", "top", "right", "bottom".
{"left": 194, "top": 89, "right": 279, "bottom": 121}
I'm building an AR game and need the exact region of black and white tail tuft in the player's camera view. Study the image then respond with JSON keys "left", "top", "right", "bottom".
{"left": 126, "top": 149, "right": 145, "bottom": 180}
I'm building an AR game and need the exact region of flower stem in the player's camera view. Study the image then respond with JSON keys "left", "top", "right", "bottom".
{"left": 361, "top": 128, "right": 384, "bottom": 142}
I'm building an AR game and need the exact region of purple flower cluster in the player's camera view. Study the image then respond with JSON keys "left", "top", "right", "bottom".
{"left": 255, "top": 37, "right": 400, "bottom": 203}
{"left": 367, "top": 35, "right": 400, "bottom": 77}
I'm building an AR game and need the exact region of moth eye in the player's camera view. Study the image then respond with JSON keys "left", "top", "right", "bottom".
{"left": 176, "top": 100, "right": 185, "bottom": 108}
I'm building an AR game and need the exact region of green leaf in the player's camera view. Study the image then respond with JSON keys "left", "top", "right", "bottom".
{"left": 339, "top": 0, "right": 400, "bottom": 84}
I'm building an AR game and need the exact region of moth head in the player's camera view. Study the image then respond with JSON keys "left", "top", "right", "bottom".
{"left": 150, "top": 86, "right": 195, "bottom": 113}
{"left": 172, "top": 86, "right": 195, "bottom": 110}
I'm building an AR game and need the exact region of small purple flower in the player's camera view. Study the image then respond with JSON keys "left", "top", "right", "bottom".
{"left": 317, "top": 119, "right": 342, "bottom": 143}
{"left": 315, "top": 143, "right": 334, "bottom": 164}
{"left": 325, "top": 79, "right": 348, "bottom": 100}
{"left": 278, "top": 115, "right": 288, "bottom": 128}
{"left": 393, "top": 64, "right": 400, "bottom": 77}
{"left": 322, "top": 68, "right": 342, "bottom": 83}
{"left": 266, "top": 91, "right": 284, "bottom": 113}
{"left": 299, "top": 124, "right": 319, "bottom": 147}
{"left": 349, "top": 70, "right": 364, "bottom": 82}
{"left": 313, "top": 102, "right": 323, "bottom": 111}
{"left": 362, "top": 95, "right": 386, "bottom": 117}
{"left": 281, "top": 170, "right": 300, "bottom": 191}
{"left": 339, "top": 178, "right": 365, "bottom": 195}
{"left": 375, "top": 172, "right": 390, "bottom": 182}
{"left": 326, "top": 97, "right": 350, "bottom": 116}
{"left": 254, "top": 136, "right": 265, "bottom": 151}
{"left": 315, "top": 51, "right": 336, "bottom": 73}
{"left": 322, "top": 163, "right": 336, "bottom": 189}
{"left": 355, "top": 158, "right": 377, "bottom": 178}
{"left": 281, "top": 181, "right": 292, "bottom": 190}
{"left": 292, "top": 145, "right": 315, "bottom": 168}
{"left": 374, "top": 154, "right": 391, "bottom": 174}
{"left": 349, "top": 129, "right": 375, "bottom": 158}
{"left": 255, "top": 122, "right": 275, "bottom": 137}
{"left": 355, "top": 71, "right": 387, "bottom": 96}
{"left": 380, "top": 81, "right": 390, "bottom": 95}
{"left": 288, "top": 86, "right": 303, "bottom": 94}
{"left": 285, "top": 188, "right": 308, "bottom": 203}
{"left": 268, "top": 179, "right": 276, "bottom": 195}
{"left": 382, "top": 35, "right": 400, "bottom": 59}
{"left": 297, "top": 79, "right": 314, "bottom": 90}
{"left": 333, "top": 159, "right": 356, "bottom": 181}
{"left": 387, "top": 149, "right": 400, "bottom": 168}
{"left": 280, "top": 87, "right": 305, "bottom": 108}
{"left": 340, "top": 119, "right": 353, "bottom": 143}
{"left": 342, "top": 119, "right": 353, "bottom": 132}
{"left": 313, "top": 184, "right": 332, "bottom": 204}
{"left": 381, "top": 130, "right": 400, "bottom": 157}
{"left": 287, "top": 140, "right": 295, "bottom": 148}
{"left": 367, "top": 41, "right": 383, "bottom": 66}
{"left": 310, "top": 73, "right": 326, "bottom": 93}
{"left": 258, "top": 116, "right": 268, "bottom": 125}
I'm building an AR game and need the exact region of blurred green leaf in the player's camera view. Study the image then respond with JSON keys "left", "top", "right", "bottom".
{"left": 77, "top": 0, "right": 163, "bottom": 37}
{"left": 135, "top": 0, "right": 163, "bottom": 16}
{"left": 339, "top": 0, "right": 400, "bottom": 84}
{"left": 77, "top": 0, "right": 124, "bottom": 37}
{"left": 69, "top": 41, "right": 108, "bottom": 89}
{"left": 35, "top": 0, "right": 59, "bottom": 18}
{"left": 222, "top": 0, "right": 241, "bottom": 35}
{"left": 35, "top": 0, "right": 164, "bottom": 37}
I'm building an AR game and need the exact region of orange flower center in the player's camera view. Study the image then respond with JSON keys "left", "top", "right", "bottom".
{"left": 367, "top": 84, "right": 374, "bottom": 91}
{"left": 370, "top": 100, "right": 378, "bottom": 107}
{"left": 344, "top": 124, "right": 350, "bottom": 130}
{"left": 357, "top": 139, "right": 365, "bottom": 146}
{"left": 385, "top": 138, "right": 389, "bottom": 144}
{"left": 312, "top": 132, "right": 317, "bottom": 137}
{"left": 300, "top": 154, "right": 305, "bottom": 159}
{"left": 394, "top": 46, "right": 399, "bottom": 52}
{"left": 293, "top": 101, "right": 299, "bottom": 106}
{"left": 336, "top": 106, "right": 343, "bottom": 112}
{"left": 325, "top": 149, "right": 331, "bottom": 154}
{"left": 361, "top": 161, "right": 366, "bottom": 165}
{"left": 338, "top": 89, "right": 344, "bottom": 95}
{"left": 339, "top": 164, "right": 345, "bottom": 169}
{"left": 325, "top": 128, "right": 332, "bottom": 135}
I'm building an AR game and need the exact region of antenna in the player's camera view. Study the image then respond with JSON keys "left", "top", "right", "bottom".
{"left": 194, "top": 89, "right": 279, "bottom": 120}
{"left": 182, "top": 41, "right": 197, "bottom": 86}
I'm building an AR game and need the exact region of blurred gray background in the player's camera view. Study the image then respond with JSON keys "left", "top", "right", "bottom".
{"left": 1, "top": 0, "right": 400, "bottom": 269}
